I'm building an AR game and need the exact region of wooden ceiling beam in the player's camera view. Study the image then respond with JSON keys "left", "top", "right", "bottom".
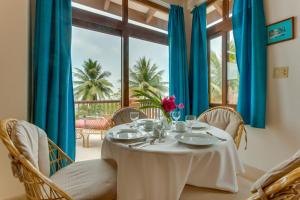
{"left": 131, "top": 0, "right": 169, "bottom": 13}
{"left": 104, "top": 0, "right": 111, "bottom": 11}
{"left": 146, "top": 8, "right": 157, "bottom": 23}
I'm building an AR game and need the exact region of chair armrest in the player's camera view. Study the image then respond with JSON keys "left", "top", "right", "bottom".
{"left": 48, "top": 139, "right": 74, "bottom": 172}
{"left": 248, "top": 167, "right": 300, "bottom": 200}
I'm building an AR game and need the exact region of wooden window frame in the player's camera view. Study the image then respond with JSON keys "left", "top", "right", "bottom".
{"left": 72, "top": 0, "right": 168, "bottom": 107}
{"left": 207, "top": 0, "right": 237, "bottom": 109}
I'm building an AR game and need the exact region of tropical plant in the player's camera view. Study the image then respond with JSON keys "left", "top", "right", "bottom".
{"left": 132, "top": 88, "right": 183, "bottom": 124}
{"left": 210, "top": 51, "right": 222, "bottom": 102}
{"left": 73, "top": 59, "right": 113, "bottom": 100}
{"left": 129, "top": 57, "right": 168, "bottom": 96}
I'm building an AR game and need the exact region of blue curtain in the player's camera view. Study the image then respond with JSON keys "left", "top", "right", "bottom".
{"left": 33, "top": 0, "right": 75, "bottom": 159}
{"left": 168, "top": 5, "right": 190, "bottom": 119}
{"left": 232, "top": 0, "right": 267, "bottom": 128}
{"left": 189, "top": 3, "right": 209, "bottom": 116}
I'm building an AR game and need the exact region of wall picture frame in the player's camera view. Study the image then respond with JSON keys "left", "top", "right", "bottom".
{"left": 267, "top": 17, "right": 295, "bottom": 45}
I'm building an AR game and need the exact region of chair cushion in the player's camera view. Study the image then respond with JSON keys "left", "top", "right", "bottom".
{"left": 198, "top": 109, "right": 241, "bottom": 138}
{"left": 180, "top": 175, "right": 253, "bottom": 200}
{"left": 51, "top": 159, "right": 117, "bottom": 200}
{"left": 11, "top": 120, "right": 50, "bottom": 177}
{"left": 251, "top": 150, "right": 300, "bottom": 192}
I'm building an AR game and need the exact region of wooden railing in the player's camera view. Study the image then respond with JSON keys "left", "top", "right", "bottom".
{"left": 74, "top": 99, "right": 161, "bottom": 119}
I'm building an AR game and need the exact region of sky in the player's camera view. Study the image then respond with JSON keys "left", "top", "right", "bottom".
{"left": 71, "top": 26, "right": 169, "bottom": 96}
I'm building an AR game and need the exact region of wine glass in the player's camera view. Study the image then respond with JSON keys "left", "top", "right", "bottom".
{"left": 130, "top": 112, "right": 140, "bottom": 128}
{"left": 171, "top": 110, "right": 181, "bottom": 128}
{"left": 185, "top": 115, "right": 196, "bottom": 133}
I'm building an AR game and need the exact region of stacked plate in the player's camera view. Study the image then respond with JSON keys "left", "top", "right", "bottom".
{"left": 175, "top": 133, "right": 219, "bottom": 146}
{"left": 192, "top": 122, "right": 210, "bottom": 131}
{"left": 108, "top": 129, "right": 147, "bottom": 142}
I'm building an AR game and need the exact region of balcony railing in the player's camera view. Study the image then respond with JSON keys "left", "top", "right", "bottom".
{"left": 74, "top": 99, "right": 161, "bottom": 119}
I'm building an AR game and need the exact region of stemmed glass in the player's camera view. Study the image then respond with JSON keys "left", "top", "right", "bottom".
{"left": 185, "top": 115, "right": 196, "bottom": 133}
{"left": 130, "top": 112, "right": 140, "bottom": 128}
{"left": 171, "top": 110, "right": 181, "bottom": 128}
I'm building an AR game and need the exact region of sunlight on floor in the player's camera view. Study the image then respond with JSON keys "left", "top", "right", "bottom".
{"left": 76, "top": 134, "right": 103, "bottom": 162}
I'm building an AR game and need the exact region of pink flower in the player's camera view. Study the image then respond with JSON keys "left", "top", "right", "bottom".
{"left": 161, "top": 96, "right": 177, "bottom": 113}
{"left": 178, "top": 103, "right": 184, "bottom": 109}
{"left": 169, "top": 95, "right": 175, "bottom": 101}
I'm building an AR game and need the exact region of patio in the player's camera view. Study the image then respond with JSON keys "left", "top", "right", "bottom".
{"left": 76, "top": 134, "right": 103, "bottom": 161}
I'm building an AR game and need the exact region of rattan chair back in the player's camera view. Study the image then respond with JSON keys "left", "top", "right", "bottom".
{"left": 112, "top": 107, "right": 147, "bottom": 126}
{"left": 0, "top": 119, "right": 73, "bottom": 200}
{"left": 199, "top": 106, "right": 247, "bottom": 149}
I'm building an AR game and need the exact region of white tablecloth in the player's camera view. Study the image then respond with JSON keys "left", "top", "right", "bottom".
{"left": 101, "top": 124, "right": 244, "bottom": 200}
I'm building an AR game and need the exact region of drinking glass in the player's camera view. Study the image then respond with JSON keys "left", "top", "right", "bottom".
{"left": 185, "top": 115, "right": 196, "bottom": 133}
{"left": 130, "top": 112, "right": 140, "bottom": 128}
{"left": 171, "top": 110, "right": 181, "bottom": 128}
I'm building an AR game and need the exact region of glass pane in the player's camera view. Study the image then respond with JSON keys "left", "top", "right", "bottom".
{"left": 129, "top": 37, "right": 169, "bottom": 118}
{"left": 209, "top": 36, "right": 223, "bottom": 104}
{"left": 207, "top": 0, "right": 223, "bottom": 28}
{"left": 128, "top": 0, "right": 168, "bottom": 33}
{"left": 227, "top": 31, "right": 239, "bottom": 104}
{"left": 72, "top": 26, "right": 122, "bottom": 119}
{"left": 72, "top": 0, "right": 122, "bottom": 21}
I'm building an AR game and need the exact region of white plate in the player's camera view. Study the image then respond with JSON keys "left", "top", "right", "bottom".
{"left": 192, "top": 122, "right": 210, "bottom": 130}
{"left": 175, "top": 133, "right": 219, "bottom": 146}
{"left": 108, "top": 129, "right": 146, "bottom": 141}
{"left": 136, "top": 119, "right": 157, "bottom": 126}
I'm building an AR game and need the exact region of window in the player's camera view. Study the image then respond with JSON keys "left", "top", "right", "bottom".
{"left": 72, "top": 27, "right": 122, "bottom": 118}
{"left": 207, "top": 0, "right": 238, "bottom": 107}
{"left": 72, "top": 0, "right": 168, "bottom": 107}
{"left": 129, "top": 37, "right": 169, "bottom": 116}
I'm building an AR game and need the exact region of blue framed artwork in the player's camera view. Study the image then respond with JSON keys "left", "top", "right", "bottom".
{"left": 267, "top": 17, "right": 295, "bottom": 45}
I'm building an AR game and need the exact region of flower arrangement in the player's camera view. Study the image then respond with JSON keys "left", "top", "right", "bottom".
{"left": 133, "top": 89, "right": 184, "bottom": 123}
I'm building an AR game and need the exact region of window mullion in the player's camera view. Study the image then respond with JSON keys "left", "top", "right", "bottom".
{"left": 121, "top": 0, "right": 129, "bottom": 107}
{"left": 222, "top": 32, "right": 228, "bottom": 106}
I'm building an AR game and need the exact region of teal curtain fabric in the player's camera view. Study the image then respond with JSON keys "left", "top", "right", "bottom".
{"left": 189, "top": 3, "right": 209, "bottom": 116}
{"left": 232, "top": 0, "right": 267, "bottom": 128}
{"left": 33, "top": 0, "right": 75, "bottom": 159}
{"left": 168, "top": 5, "right": 190, "bottom": 119}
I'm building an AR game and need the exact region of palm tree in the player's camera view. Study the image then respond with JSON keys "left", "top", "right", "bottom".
{"left": 129, "top": 57, "right": 168, "bottom": 96}
{"left": 74, "top": 59, "right": 113, "bottom": 100}
{"left": 210, "top": 51, "right": 222, "bottom": 102}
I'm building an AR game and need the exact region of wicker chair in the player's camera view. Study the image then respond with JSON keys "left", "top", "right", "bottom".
{"left": 112, "top": 107, "right": 148, "bottom": 126}
{"left": 248, "top": 166, "right": 300, "bottom": 199}
{"left": 181, "top": 165, "right": 300, "bottom": 200}
{"left": 0, "top": 119, "right": 117, "bottom": 200}
{"left": 198, "top": 106, "right": 247, "bottom": 149}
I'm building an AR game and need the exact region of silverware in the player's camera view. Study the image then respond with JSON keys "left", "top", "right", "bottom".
{"left": 128, "top": 141, "right": 147, "bottom": 148}
{"left": 137, "top": 138, "right": 157, "bottom": 148}
{"left": 206, "top": 132, "right": 227, "bottom": 142}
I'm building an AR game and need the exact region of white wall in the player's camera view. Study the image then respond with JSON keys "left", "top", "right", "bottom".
{"left": 0, "top": 0, "right": 29, "bottom": 199}
{"left": 238, "top": 0, "right": 300, "bottom": 171}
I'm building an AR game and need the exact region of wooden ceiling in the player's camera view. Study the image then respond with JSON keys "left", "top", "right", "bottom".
{"left": 73, "top": 0, "right": 231, "bottom": 31}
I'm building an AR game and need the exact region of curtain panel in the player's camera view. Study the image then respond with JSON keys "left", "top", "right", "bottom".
{"left": 33, "top": 0, "right": 75, "bottom": 159}
{"left": 232, "top": 0, "right": 267, "bottom": 128}
{"left": 168, "top": 5, "right": 190, "bottom": 119}
{"left": 189, "top": 3, "right": 209, "bottom": 116}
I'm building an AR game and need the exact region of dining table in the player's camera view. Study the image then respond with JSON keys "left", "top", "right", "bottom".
{"left": 101, "top": 122, "right": 245, "bottom": 200}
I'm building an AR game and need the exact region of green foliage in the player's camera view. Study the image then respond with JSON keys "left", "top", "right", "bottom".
{"left": 73, "top": 59, "right": 113, "bottom": 101}
{"left": 129, "top": 57, "right": 168, "bottom": 96}
{"left": 133, "top": 88, "right": 171, "bottom": 122}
